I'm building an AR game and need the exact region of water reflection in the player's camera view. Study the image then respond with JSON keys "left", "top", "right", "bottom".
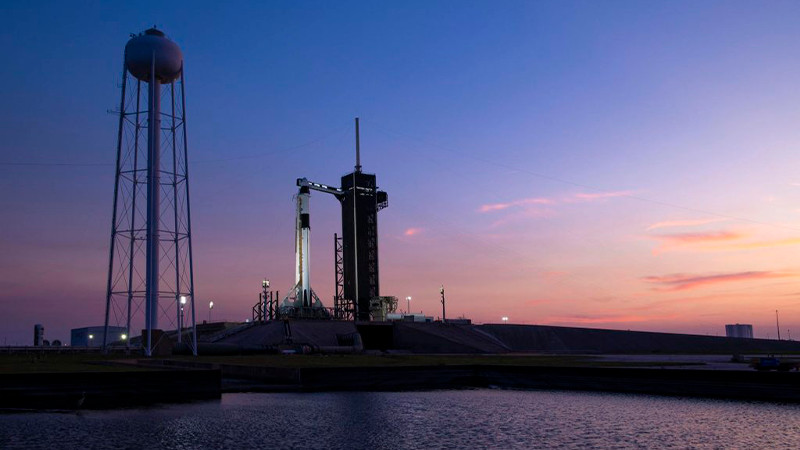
{"left": 1, "top": 389, "right": 799, "bottom": 449}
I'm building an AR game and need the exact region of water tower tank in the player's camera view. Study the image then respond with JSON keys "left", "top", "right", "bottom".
{"left": 124, "top": 28, "right": 183, "bottom": 83}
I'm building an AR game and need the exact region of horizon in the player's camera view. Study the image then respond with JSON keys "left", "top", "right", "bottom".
{"left": 2, "top": 1, "right": 800, "bottom": 344}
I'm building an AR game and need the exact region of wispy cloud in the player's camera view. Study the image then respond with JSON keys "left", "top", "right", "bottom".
{"left": 404, "top": 227, "right": 423, "bottom": 236}
{"left": 711, "top": 237, "right": 800, "bottom": 250}
{"left": 647, "top": 228, "right": 800, "bottom": 253}
{"left": 647, "top": 218, "right": 727, "bottom": 230}
{"left": 479, "top": 190, "right": 631, "bottom": 214}
{"left": 642, "top": 271, "right": 793, "bottom": 292}
{"left": 478, "top": 197, "right": 554, "bottom": 213}
{"left": 650, "top": 230, "right": 745, "bottom": 244}
{"left": 570, "top": 190, "right": 633, "bottom": 201}
{"left": 489, "top": 208, "right": 556, "bottom": 228}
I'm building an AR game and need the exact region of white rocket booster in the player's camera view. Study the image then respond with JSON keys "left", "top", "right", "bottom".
{"left": 295, "top": 185, "right": 311, "bottom": 307}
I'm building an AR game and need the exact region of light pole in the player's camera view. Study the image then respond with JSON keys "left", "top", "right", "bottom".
{"left": 209, "top": 301, "right": 214, "bottom": 323}
{"left": 406, "top": 296, "right": 411, "bottom": 314}
{"left": 440, "top": 285, "right": 446, "bottom": 323}
{"left": 502, "top": 316, "right": 509, "bottom": 324}
{"left": 178, "top": 295, "right": 187, "bottom": 342}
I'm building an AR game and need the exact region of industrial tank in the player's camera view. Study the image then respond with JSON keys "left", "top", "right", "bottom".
{"left": 124, "top": 28, "right": 182, "bottom": 83}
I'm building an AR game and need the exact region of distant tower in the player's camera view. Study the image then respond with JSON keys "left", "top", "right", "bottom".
{"left": 33, "top": 324, "right": 44, "bottom": 347}
{"left": 103, "top": 28, "right": 197, "bottom": 356}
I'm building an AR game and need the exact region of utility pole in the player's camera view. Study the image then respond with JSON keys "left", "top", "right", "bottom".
{"left": 440, "top": 285, "right": 446, "bottom": 323}
{"left": 776, "top": 310, "right": 781, "bottom": 340}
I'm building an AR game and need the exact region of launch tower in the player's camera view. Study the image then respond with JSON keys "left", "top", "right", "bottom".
{"left": 295, "top": 119, "right": 388, "bottom": 320}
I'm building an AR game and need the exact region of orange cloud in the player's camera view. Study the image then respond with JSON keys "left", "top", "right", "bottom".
{"left": 642, "top": 271, "right": 794, "bottom": 292}
{"left": 647, "top": 218, "right": 727, "bottom": 230}
{"left": 404, "top": 227, "right": 423, "bottom": 236}
{"left": 710, "top": 237, "right": 800, "bottom": 250}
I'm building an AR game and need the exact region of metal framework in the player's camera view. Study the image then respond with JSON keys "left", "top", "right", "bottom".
{"left": 333, "top": 233, "right": 353, "bottom": 320}
{"left": 103, "top": 57, "right": 198, "bottom": 356}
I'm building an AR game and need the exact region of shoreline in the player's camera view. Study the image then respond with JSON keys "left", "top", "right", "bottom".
{"left": 0, "top": 369, "right": 221, "bottom": 410}
{"left": 3, "top": 355, "right": 799, "bottom": 410}
{"left": 154, "top": 359, "right": 800, "bottom": 403}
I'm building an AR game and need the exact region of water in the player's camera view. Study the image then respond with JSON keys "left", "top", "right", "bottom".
{"left": 1, "top": 389, "right": 799, "bottom": 449}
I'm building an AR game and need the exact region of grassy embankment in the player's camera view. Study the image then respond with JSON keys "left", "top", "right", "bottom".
{"left": 0, "top": 353, "right": 145, "bottom": 374}
{"left": 0, "top": 353, "right": 705, "bottom": 374}
{"left": 167, "top": 353, "right": 704, "bottom": 369}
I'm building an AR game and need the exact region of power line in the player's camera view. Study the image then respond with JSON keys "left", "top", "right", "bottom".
{"left": 0, "top": 161, "right": 111, "bottom": 167}
{"left": 0, "top": 123, "right": 350, "bottom": 168}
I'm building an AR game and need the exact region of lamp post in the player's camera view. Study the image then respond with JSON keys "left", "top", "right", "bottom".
{"left": 209, "top": 301, "right": 214, "bottom": 323}
{"left": 262, "top": 279, "right": 270, "bottom": 321}
{"left": 502, "top": 316, "right": 509, "bottom": 324}
{"left": 406, "top": 296, "right": 411, "bottom": 314}
{"left": 178, "top": 295, "right": 187, "bottom": 343}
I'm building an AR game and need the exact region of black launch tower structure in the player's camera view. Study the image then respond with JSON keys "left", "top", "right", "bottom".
{"left": 340, "top": 168, "right": 389, "bottom": 320}
{"left": 297, "top": 118, "right": 387, "bottom": 321}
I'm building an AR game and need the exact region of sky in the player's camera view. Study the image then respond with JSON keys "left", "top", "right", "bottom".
{"left": 2, "top": 1, "right": 800, "bottom": 344}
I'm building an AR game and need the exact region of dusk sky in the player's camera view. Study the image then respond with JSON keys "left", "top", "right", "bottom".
{"left": 3, "top": 1, "right": 800, "bottom": 344}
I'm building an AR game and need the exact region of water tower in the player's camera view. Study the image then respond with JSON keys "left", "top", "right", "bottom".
{"left": 103, "top": 28, "right": 197, "bottom": 356}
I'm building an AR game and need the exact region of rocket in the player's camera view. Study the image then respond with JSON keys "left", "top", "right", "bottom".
{"left": 295, "top": 185, "right": 311, "bottom": 307}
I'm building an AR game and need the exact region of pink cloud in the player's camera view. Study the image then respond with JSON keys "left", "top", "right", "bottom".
{"left": 711, "top": 237, "right": 800, "bottom": 250}
{"left": 642, "top": 271, "right": 794, "bottom": 292}
{"left": 478, "top": 197, "right": 554, "bottom": 213}
{"left": 647, "top": 229, "right": 800, "bottom": 254}
{"left": 404, "top": 227, "right": 423, "bottom": 236}
{"left": 570, "top": 190, "right": 633, "bottom": 201}
{"left": 489, "top": 207, "right": 556, "bottom": 228}
{"left": 647, "top": 218, "right": 727, "bottom": 230}
{"left": 479, "top": 190, "right": 631, "bottom": 215}
{"left": 650, "top": 230, "right": 745, "bottom": 244}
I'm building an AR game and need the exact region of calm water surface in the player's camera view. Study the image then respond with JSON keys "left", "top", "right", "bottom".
{"left": 1, "top": 389, "right": 799, "bottom": 449}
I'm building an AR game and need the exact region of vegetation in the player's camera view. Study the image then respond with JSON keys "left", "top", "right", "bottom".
{"left": 0, "top": 352, "right": 706, "bottom": 374}
{"left": 0, "top": 352, "right": 145, "bottom": 374}
{"left": 167, "top": 353, "right": 704, "bottom": 369}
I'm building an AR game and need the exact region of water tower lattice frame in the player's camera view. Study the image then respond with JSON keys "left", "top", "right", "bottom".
{"left": 103, "top": 52, "right": 197, "bottom": 356}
